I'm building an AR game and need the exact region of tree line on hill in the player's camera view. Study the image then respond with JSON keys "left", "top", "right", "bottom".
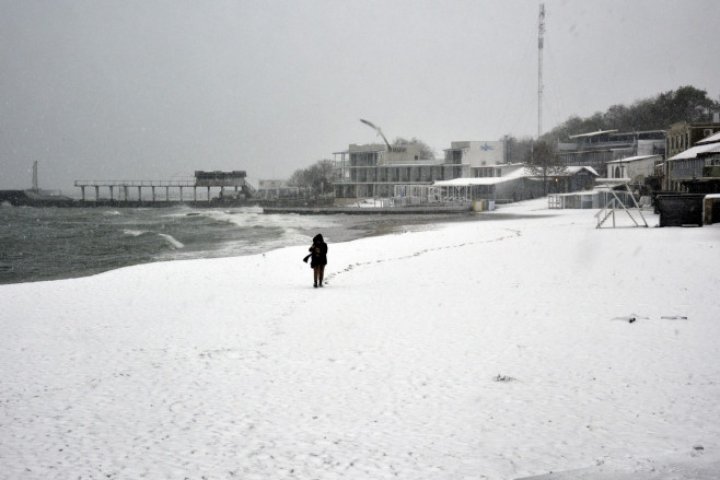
{"left": 542, "top": 85, "right": 720, "bottom": 142}
{"left": 289, "top": 85, "right": 719, "bottom": 195}
{"left": 511, "top": 85, "right": 719, "bottom": 175}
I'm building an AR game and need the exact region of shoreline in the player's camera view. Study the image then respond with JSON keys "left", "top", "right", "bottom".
{"left": 1, "top": 206, "right": 523, "bottom": 286}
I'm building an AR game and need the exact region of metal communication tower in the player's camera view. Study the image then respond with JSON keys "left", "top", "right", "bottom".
{"left": 537, "top": 3, "right": 545, "bottom": 138}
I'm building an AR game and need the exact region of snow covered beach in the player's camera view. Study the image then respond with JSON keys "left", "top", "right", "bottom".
{"left": 1, "top": 199, "right": 719, "bottom": 479}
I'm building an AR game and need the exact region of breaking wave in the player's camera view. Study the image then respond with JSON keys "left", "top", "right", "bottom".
{"left": 157, "top": 233, "right": 185, "bottom": 249}
{"left": 1, "top": 203, "right": 468, "bottom": 284}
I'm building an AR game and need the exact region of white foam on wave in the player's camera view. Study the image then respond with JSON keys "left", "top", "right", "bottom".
{"left": 103, "top": 210, "right": 122, "bottom": 216}
{"left": 158, "top": 207, "right": 342, "bottom": 246}
{"left": 151, "top": 207, "right": 347, "bottom": 262}
{"left": 123, "top": 229, "right": 146, "bottom": 237}
{"left": 157, "top": 233, "right": 184, "bottom": 249}
{"left": 181, "top": 207, "right": 266, "bottom": 228}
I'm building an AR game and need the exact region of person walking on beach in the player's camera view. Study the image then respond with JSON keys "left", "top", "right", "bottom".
{"left": 308, "top": 233, "right": 328, "bottom": 288}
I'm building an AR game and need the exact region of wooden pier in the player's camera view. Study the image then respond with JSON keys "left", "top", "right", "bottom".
{"left": 74, "top": 179, "right": 202, "bottom": 202}
{"left": 74, "top": 171, "right": 253, "bottom": 205}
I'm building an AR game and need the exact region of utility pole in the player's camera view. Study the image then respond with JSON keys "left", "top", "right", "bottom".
{"left": 538, "top": 3, "right": 545, "bottom": 138}
{"left": 538, "top": 3, "right": 546, "bottom": 192}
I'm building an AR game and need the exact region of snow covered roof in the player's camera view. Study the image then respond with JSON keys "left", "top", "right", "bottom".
{"left": 432, "top": 167, "right": 528, "bottom": 186}
{"left": 606, "top": 155, "right": 661, "bottom": 164}
{"left": 564, "top": 166, "right": 600, "bottom": 176}
{"left": 568, "top": 129, "right": 619, "bottom": 139}
{"left": 432, "top": 165, "right": 599, "bottom": 186}
{"left": 669, "top": 142, "right": 720, "bottom": 160}
{"left": 696, "top": 131, "right": 720, "bottom": 145}
{"left": 382, "top": 161, "right": 461, "bottom": 167}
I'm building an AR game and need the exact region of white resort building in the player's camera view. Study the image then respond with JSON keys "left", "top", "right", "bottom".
{"left": 333, "top": 140, "right": 507, "bottom": 199}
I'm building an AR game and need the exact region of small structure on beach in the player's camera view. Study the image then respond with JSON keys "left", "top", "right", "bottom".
{"left": 704, "top": 194, "right": 720, "bottom": 225}
{"left": 255, "top": 179, "right": 302, "bottom": 200}
{"left": 431, "top": 165, "right": 528, "bottom": 205}
{"left": 434, "top": 165, "right": 598, "bottom": 205}
{"left": 601, "top": 154, "right": 661, "bottom": 186}
{"left": 557, "top": 129, "right": 666, "bottom": 176}
{"left": 548, "top": 186, "right": 645, "bottom": 211}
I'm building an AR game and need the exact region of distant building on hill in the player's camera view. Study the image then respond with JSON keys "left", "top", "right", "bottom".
{"left": 665, "top": 121, "right": 720, "bottom": 159}
{"left": 557, "top": 129, "right": 665, "bottom": 176}
{"left": 664, "top": 131, "right": 720, "bottom": 192}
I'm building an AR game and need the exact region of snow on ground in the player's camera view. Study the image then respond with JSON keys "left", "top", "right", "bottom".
{"left": 1, "top": 199, "right": 719, "bottom": 479}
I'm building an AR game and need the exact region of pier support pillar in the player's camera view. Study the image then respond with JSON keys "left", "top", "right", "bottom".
{"left": 152, "top": 187, "right": 156, "bottom": 202}
{"left": 207, "top": 186, "right": 211, "bottom": 203}
{"left": 179, "top": 187, "right": 183, "bottom": 202}
{"left": 123, "top": 186, "right": 129, "bottom": 202}
{"left": 166, "top": 186, "right": 170, "bottom": 201}
{"left": 81, "top": 186, "right": 86, "bottom": 201}
{"left": 193, "top": 187, "right": 197, "bottom": 202}
{"left": 137, "top": 186, "right": 142, "bottom": 202}
{"left": 109, "top": 186, "right": 114, "bottom": 201}
{"left": 95, "top": 186, "right": 99, "bottom": 201}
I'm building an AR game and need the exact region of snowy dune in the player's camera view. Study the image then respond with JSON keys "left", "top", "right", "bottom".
{"left": 1, "top": 199, "right": 719, "bottom": 479}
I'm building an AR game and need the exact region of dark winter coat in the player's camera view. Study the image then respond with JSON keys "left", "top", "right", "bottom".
{"left": 309, "top": 234, "right": 328, "bottom": 268}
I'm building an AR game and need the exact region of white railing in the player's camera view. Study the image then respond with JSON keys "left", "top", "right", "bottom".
{"left": 74, "top": 179, "right": 196, "bottom": 187}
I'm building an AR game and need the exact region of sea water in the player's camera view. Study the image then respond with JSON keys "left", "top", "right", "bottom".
{"left": 0, "top": 204, "right": 474, "bottom": 284}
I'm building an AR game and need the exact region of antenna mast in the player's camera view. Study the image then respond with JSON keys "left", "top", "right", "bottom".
{"left": 538, "top": 3, "right": 545, "bottom": 138}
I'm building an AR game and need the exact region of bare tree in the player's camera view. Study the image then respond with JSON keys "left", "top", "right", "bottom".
{"left": 503, "top": 135, "right": 533, "bottom": 164}
{"left": 392, "top": 137, "right": 436, "bottom": 160}
{"left": 288, "top": 159, "right": 335, "bottom": 197}
{"left": 525, "top": 140, "right": 565, "bottom": 194}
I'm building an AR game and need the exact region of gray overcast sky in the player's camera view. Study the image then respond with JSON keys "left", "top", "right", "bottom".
{"left": 1, "top": 0, "right": 719, "bottom": 191}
